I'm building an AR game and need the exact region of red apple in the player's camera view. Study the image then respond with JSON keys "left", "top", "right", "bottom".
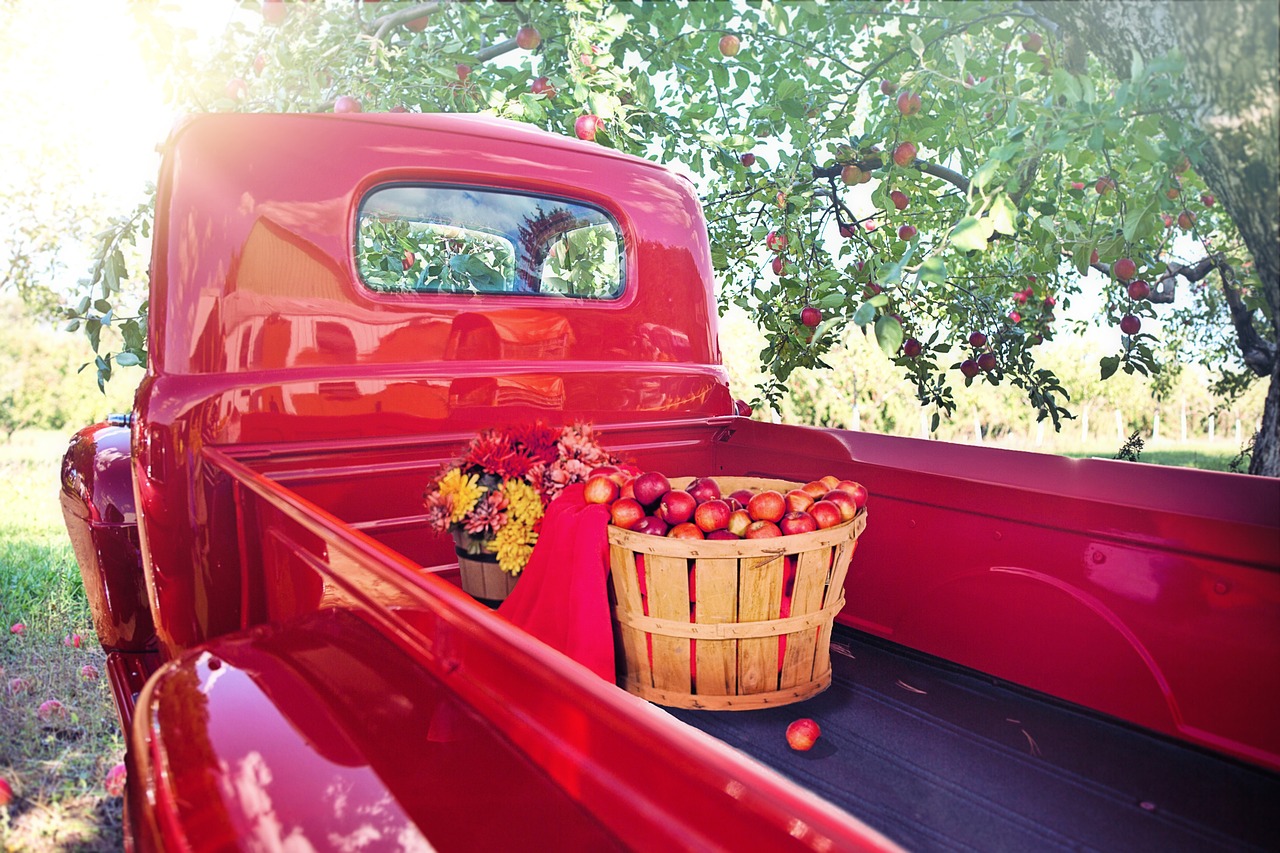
{"left": 896, "top": 90, "right": 922, "bottom": 116}
{"left": 800, "top": 480, "right": 828, "bottom": 500}
{"left": 575, "top": 114, "right": 602, "bottom": 141}
{"left": 786, "top": 717, "right": 821, "bottom": 751}
{"left": 1127, "top": 279, "right": 1151, "bottom": 300}
{"left": 37, "top": 699, "right": 67, "bottom": 721}
{"left": 657, "top": 490, "right": 697, "bottom": 525}
{"left": 785, "top": 489, "right": 815, "bottom": 513}
{"left": 253, "top": 52, "right": 267, "bottom": 75}
{"left": 668, "top": 522, "right": 705, "bottom": 540}
{"left": 104, "top": 763, "right": 127, "bottom": 798}
{"left": 1095, "top": 176, "right": 1116, "bottom": 195}
{"left": 823, "top": 489, "right": 859, "bottom": 522}
{"left": 584, "top": 474, "right": 620, "bottom": 505}
{"left": 333, "top": 95, "right": 362, "bottom": 114}
{"left": 744, "top": 520, "right": 783, "bottom": 539}
{"left": 632, "top": 472, "right": 671, "bottom": 509}
{"left": 1201, "top": 193, "right": 1215, "bottom": 207}
{"left": 531, "top": 76, "right": 557, "bottom": 98}
{"left": 516, "top": 24, "right": 541, "bottom": 50}
{"left": 839, "top": 223, "right": 855, "bottom": 238}
{"left": 728, "top": 488, "right": 756, "bottom": 507}
{"left": 779, "top": 511, "right": 819, "bottom": 535}
{"left": 402, "top": 250, "right": 415, "bottom": 271}
{"left": 801, "top": 306, "right": 822, "bottom": 328}
{"left": 707, "top": 529, "right": 740, "bottom": 540}
{"left": 610, "top": 497, "right": 645, "bottom": 530}
{"left": 747, "top": 490, "right": 786, "bottom": 523}
{"left": 841, "top": 164, "right": 866, "bottom": 185}
{"left": 889, "top": 190, "right": 909, "bottom": 210}
{"left": 818, "top": 475, "right": 841, "bottom": 491}
{"left": 968, "top": 331, "right": 987, "bottom": 348}
{"left": 1114, "top": 257, "right": 1137, "bottom": 281}
{"left": 740, "top": 152, "right": 756, "bottom": 167}
{"left": 718, "top": 34, "right": 741, "bottom": 56}
{"left": 262, "top": 0, "right": 286, "bottom": 25}
{"left": 960, "top": 358, "right": 980, "bottom": 378}
{"left": 726, "top": 509, "right": 753, "bottom": 538}
{"left": 455, "top": 63, "right": 471, "bottom": 82}
{"left": 902, "top": 337, "right": 922, "bottom": 358}
{"left": 633, "top": 516, "right": 669, "bottom": 537}
{"left": 880, "top": 79, "right": 897, "bottom": 95}
{"left": 892, "top": 141, "right": 918, "bottom": 167}
{"left": 10, "top": 623, "right": 24, "bottom": 635}
{"left": 835, "top": 480, "right": 869, "bottom": 509}
{"left": 406, "top": 14, "right": 429, "bottom": 32}
{"left": 1021, "top": 32, "right": 1043, "bottom": 52}
{"left": 1120, "top": 314, "right": 1142, "bottom": 335}
{"left": 978, "top": 352, "right": 997, "bottom": 372}
{"left": 1177, "top": 209, "right": 1196, "bottom": 231}
{"left": 686, "top": 477, "right": 722, "bottom": 504}
{"left": 766, "top": 230, "right": 788, "bottom": 252}
{"left": 694, "top": 499, "right": 732, "bottom": 533}
{"left": 898, "top": 224, "right": 917, "bottom": 241}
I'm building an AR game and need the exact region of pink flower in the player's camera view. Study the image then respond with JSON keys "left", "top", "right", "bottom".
{"left": 63, "top": 633, "right": 83, "bottom": 649}
{"left": 105, "top": 763, "right": 127, "bottom": 797}
{"left": 10, "top": 623, "right": 24, "bottom": 635}
{"left": 37, "top": 699, "right": 68, "bottom": 721}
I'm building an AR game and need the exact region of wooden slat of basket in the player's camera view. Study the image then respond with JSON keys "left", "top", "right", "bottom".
{"left": 608, "top": 543, "right": 652, "bottom": 689}
{"left": 646, "top": 554, "right": 692, "bottom": 694}
{"left": 813, "top": 537, "right": 859, "bottom": 680}
{"left": 736, "top": 554, "right": 784, "bottom": 694}
{"left": 780, "top": 546, "right": 834, "bottom": 688}
{"left": 693, "top": 556, "right": 739, "bottom": 696}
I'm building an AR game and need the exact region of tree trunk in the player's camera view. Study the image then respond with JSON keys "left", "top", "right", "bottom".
{"left": 1040, "top": 0, "right": 1280, "bottom": 475}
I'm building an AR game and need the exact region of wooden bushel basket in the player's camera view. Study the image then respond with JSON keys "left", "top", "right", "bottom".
{"left": 607, "top": 477, "right": 867, "bottom": 710}
{"left": 454, "top": 532, "right": 519, "bottom": 603}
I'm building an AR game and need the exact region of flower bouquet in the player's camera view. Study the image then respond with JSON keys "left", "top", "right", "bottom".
{"left": 423, "top": 422, "right": 619, "bottom": 601}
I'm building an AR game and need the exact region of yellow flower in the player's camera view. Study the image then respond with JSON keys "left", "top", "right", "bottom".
{"left": 491, "top": 479, "right": 544, "bottom": 575}
{"left": 436, "top": 468, "right": 484, "bottom": 523}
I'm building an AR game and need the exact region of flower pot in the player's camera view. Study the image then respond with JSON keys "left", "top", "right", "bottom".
{"left": 454, "top": 532, "right": 518, "bottom": 604}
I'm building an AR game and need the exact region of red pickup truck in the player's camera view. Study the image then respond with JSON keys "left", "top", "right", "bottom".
{"left": 60, "top": 112, "right": 1279, "bottom": 851}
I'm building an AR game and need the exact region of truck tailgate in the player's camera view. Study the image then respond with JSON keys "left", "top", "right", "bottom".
{"left": 668, "top": 628, "right": 1280, "bottom": 852}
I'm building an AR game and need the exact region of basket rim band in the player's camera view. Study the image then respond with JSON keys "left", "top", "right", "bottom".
{"left": 614, "top": 597, "right": 845, "bottom": 639}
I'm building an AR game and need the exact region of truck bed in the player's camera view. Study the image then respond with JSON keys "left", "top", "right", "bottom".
{"left": 667, "top": 627, "right": 1280, "bottom": 852}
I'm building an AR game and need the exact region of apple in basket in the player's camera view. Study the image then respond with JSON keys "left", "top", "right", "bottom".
{"left": 694, "top": 499, "right": 731, "bottom": 533}
{"left": 728, "top": 488, "right": 756, "bottom": 507}
{"left": 836, "top": 480, "right": 869, "bottom": 509}
{"left": 779, "top": 511, "right": 818, "bottom": 535}
{"left": 686, "top": 477, "right": 721, "bottom": 504}
{"left": 785, "top": 489, "right": 815, "bottom": 513}
{"left": 657, "top": 490, "right": 697, "bottom": 525}
{"left": 810, "top": 501, "right": 842, "bottom": 529}
{"left": 584, "top": 474, "right": 621, "bottom": 505}
{"left": 726, "top": 509, "right": 753, "bottom": 538}
{"left": 633, "top": 516, "right": 669, "bottom": 537}
{"left": 823, "top": 489, "right": 859, "bottom": 522}
{"left": 632, "top": 472, "right": 672, "bottom": 509}
{"left": 668, "top": 522, "right": 705, "bottom": 540}
{"left": 589, "top": 465, "right": 628, "bottom": 487}
{"left": 610, "top": 498, "right": 646, "bottom": 530}
{"left": 707, "top": 529, "right": 740, "bottom": 540}
{"left": 800, "top": 480, "right": 828, "bottom": 500}
{"left": 747, "top": 490, "right": 787, "bottom": 523}
{"left": 744, "top": 519, "right": 783, "bottom": 538}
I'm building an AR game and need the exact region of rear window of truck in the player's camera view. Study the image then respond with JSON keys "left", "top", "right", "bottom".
{"left": 356, "top": 185, "right": 625, "bottom": 299}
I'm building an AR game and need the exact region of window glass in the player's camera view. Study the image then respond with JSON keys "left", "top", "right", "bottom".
{"left": 356, "top": 185, "right": 624, "bottom": 299}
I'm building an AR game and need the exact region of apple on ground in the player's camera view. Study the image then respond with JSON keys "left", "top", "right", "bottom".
{"left": 37, "top": 699, "right": 67, "bottom": 721}
{"left": 668, "top": 522, "right": 705, "bottom": 540}
{"left": 610, "top": 498, "right": 646, "bottom": 530}
{"left": 694, "top": 499, "right": 732, "bottom": 533}
{"left": 686, "top": 477, "right": 722, "bottom": 504}
{"left": 786, "top": 718, "right": 821, "bottom": 751}
{"left": 779, "top": 511, "right": 818, "bottom": 535}
{"left": 810, "top": 500, "right": 842, "bottom": 529}
{"left": 657, "top": 490, "right": 697, "bottom": 525}
{"left": 744, "top": 520, "right": 783, "bottom": 539}
{"left": 747, "top": 490, "right": 786, "bottom": 523}
{"left": 785, "top": 489, "right": 815, "bottom": 513}
{"left": 823, "top": 489, "right": 859, "bottom": 522}
{"left": 632, "top": 472, "right": 671, "bottom": 508}
{"left": 583, "top": 474, "right": 620, "bottom": 505}
{"left": 633, "top": 516, "right": 669, "bottom": 537}
{"left": 726, "top": 509, "right": 753, "bottom": 538}
{"left": 62, "top": 634, "right": 82, "bottom": 648}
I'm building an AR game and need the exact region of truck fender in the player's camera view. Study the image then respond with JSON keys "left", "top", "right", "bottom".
{"left": 59, "top": 421, "right": 155, "bottom": 652}
{"left": 127, "top": 608, "right": 623, "bottom": 851}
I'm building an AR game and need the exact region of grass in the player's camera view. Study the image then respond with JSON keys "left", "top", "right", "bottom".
{"left": 1, "top": 431, "right": 125, "bottom": 852}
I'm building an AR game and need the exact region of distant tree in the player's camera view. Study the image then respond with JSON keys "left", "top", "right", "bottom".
{"left": 53, "top": 1, "right": 1278, "bottom": 473}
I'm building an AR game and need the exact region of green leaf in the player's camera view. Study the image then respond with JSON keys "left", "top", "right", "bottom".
{"left": 950, "top": 37, "right": 966, "bottom": 72}
{"left": 116, "top": 351, "right": 141, "bottom": 367}
{"left": 1100, "top": 355, "right": 1121, "bottom": 381}
{"left": 910, "top": 32, "right": 925, "bottom": 58}
{"left": 918, "top": 254, "right": 947, "bottom": 285}
{"left": 989, "top": 194, "right": 1018, "bottom": 235}
{"left": 1073, "top": 242, "right": 1094, "bottom": 276}
{"left": 1052, "top": 69, "right": 1082, "bottom": 103}
{"left": 972, "top": 159, "right": 1000, "bottom": 190}
{"left": 852, "top": 302, "right": 876, "bottom": 326}
{"left": 950, "top": 216, "right": 994, "bottom": 252}
{"left": 875, "top": 314, "right": 904, "bottom": 358}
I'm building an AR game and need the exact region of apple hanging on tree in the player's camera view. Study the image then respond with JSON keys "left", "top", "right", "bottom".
{"left": 889, "top": 190, "right": 909, "bottom": 210}
{"left": 575, "top": 114, "right": 602, "bottom": 141}
{"left": 1127, "top": 279, "right": 1151, "bottom": 300}
{"left": 718, "top": 35, "right": 741, "bottom": 57}
{"left": 516, "top": 25, "right": 541, "bottom": 50}
{"left": 1114, "top": 257, "right": 1137, "bottom": 281}
{"left": 333, "top": 95, "right": 362, "bottom": 114}
{"left": 902, "top": 337, "right": 922, "bottom": 358}
{"left": 896, "top": 90, "right": 922, "bottom": 116}
{"left": 892, "top": 141, "right": 918, "bottom": 167}
{"left": 800, "top": 306, "right": 822, "bottom": 328}
{"left": 1120, "top": 314, "right": 1142, "bottom": 335}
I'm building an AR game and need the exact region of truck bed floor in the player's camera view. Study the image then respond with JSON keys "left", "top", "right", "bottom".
{"left": 666, "top": 629, "right": 1279, "bottom": 852}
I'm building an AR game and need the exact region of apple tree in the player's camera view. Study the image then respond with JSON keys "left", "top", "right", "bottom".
{"left": 68, "top": 0, "right": 1278, "bottom": 474}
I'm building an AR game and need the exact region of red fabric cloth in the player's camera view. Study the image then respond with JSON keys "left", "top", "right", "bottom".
{"left": 497, "top": 484, "right": 616, "bottom": 682}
